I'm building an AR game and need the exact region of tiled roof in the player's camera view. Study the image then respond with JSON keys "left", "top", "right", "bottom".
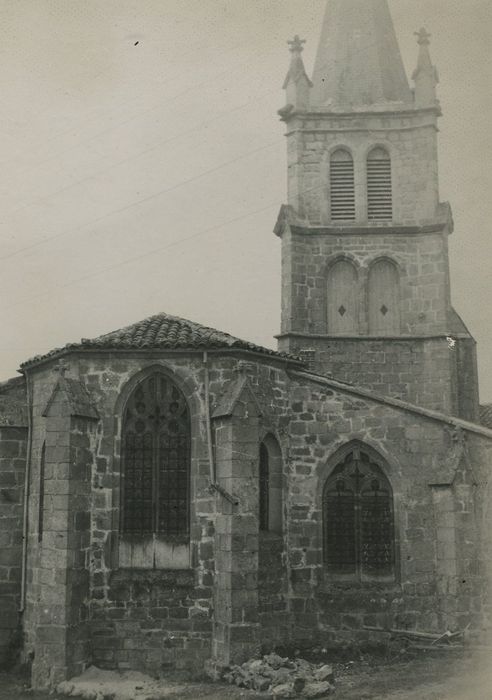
{"left": 480, "top": 404, "right": 492, "bottom": 430}
{"left": 21, "top": 312, "right": 299, "bottom": 369}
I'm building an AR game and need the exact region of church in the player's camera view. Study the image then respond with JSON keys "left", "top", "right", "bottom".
{"left": 1, "top": 0, "right": 492, "bottom": 689}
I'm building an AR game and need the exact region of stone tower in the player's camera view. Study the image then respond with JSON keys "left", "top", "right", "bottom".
{"left": 275, "top": 0, "right": 479, "bottom": 421}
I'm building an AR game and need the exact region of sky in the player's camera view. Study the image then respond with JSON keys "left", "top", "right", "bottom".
{"left": 0, "top": 0, "right": 491, "bottom": 400}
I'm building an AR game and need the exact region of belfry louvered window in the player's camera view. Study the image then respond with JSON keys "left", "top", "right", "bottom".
{"left": 323, "top": 446, "right": 395, "bottom": 581}
{"left": 367, "top": 147, "right": 392, "bottom": 221}
{"left": 121, "top": 374, "right": 190, "bottom": 538}
{"left": 330, "top": 149, "right": 355, "bottom": 221}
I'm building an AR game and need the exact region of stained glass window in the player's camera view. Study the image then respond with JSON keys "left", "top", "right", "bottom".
{"left": 121, "top": 374, "right": 190, "bottom": 537}
{"left": 323, "top": 447, "right": 394, "bottom": 579}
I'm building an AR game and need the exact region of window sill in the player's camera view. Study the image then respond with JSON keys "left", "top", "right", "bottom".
{"left": 110, "top": 568, "right": 195, "bottom": 586}
{"left": 320, "top": 575, "right": 400, "bottom": 591}
{"left": 259, "top": 531, "right": 284, "bottom": 542}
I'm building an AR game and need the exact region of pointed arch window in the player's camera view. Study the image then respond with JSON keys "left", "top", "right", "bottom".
{"left": 259, "top": 436, "right": 283, "bottom": 534}
{"left": 38, "top": 442, "right": 46, "bottom": 543}
{"left": 121, "top": 373, "right": 190, "bottom": 539}
{"left": 330, "top": 149, "right": 355, "bottom": 222}
{"left": 367, "top": 147, "right": 392, "bottom": 221}
{"left": 368, "top": 259, "right": 401, "bottom": 335}
{"left": 323, "top": 446, "right": 395, "bottom": 581}
{"left": 327, "top": 259, "right": 359, "bottom": 335}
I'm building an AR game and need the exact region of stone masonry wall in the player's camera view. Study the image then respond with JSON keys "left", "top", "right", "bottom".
{"left": 283, "top": 375, "right": 491, "bottom": 646}
{"left": 0, "top": 426, "right": 27, "bottom": 667}
{"left": 286, "top": 111, "right": 439, "bottom": 226}
{"left": 23, "top": 352, "right": 292, "bottom": 679}
{"left": 279, "top": 228, "right": 451, "bottom": 338}
{"left": 281, "top": 336, "right": 458, "bottom": 416}
{"left": 258, "top": 533, "right": 288, "bottom": 649}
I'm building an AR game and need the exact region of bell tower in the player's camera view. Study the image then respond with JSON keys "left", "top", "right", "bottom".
{"left": 275, "top": 0, "right": 479, "bottom": 420}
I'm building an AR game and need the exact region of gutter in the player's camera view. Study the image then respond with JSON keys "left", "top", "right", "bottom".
{"left": 19, "top": 371, "right": 33, "bottom": 612}
{"left": 202, "top": 351, "right": 238, "bottom": 506}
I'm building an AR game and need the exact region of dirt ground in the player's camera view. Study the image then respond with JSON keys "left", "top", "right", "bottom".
{"left": 1, "top": 649, "right": 491, "bottom": 700}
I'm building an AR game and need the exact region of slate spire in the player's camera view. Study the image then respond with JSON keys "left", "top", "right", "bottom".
{"left": 311, "top": 0, "right": 412, "bottom": 109}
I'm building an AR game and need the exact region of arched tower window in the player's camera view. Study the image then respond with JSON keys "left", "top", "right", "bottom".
{"left": 121, "top": 373, "right": 190, "bottom": 538}
{"left": 259, "top": 435, "right": 283, "bottom": 534}
{"left": 368, "top": 259, "right": 401, "bottom": 335}
{"left": 323, "top": 445, "right": 395, "bottom": 581}
{"left": 327, "top": 260, "right": 359, "bottom": 335}
{"left": 330, "top": 149, "right": 355, "bottom": 222}
{"left": 367, "top": 147, "right": 392, "bottom": 221}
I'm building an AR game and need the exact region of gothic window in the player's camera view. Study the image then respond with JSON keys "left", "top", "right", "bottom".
{"left": 259, "top": 435, "right": 283, "bottom": 534}
{"left": 259, "top": 442, "right": 269, "bottom": 531}
{"left": 367, "top": 147, "right": 392, "bottom": 221}
{"left": 327, "top": 260, "right": 359, "bottom": 335}
{"left": 368, "top": 259, "right": 401, "bottom": 335}
{"left": 121, "top": 373, "right": 190, "bottom": 538}
{"left": 330, "top": 149, "right": 355, "bottom": 221}
{"left": 38, "top": 442, "right": 46, "bottom": 543}
{"left": 323, "top": 446, "right": 395, "bottom": 580}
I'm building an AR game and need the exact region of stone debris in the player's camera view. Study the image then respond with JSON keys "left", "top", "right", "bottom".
{"left": 221, "top": 653, "right": 335, "bottom": 697}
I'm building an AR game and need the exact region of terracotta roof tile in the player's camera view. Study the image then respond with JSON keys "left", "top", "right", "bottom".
{"left": 21, "top": 312, "right": 300, "bottom": 369}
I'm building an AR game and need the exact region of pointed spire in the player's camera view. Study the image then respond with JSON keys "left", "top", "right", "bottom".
{"left": 412, "top": 28, "right": 439, "bottom": 108}
{"left": 282, "top": 35, "right": 312, "bottom": 112}
{"left": 311, "top": 0, "right": 412, "bottom": 109}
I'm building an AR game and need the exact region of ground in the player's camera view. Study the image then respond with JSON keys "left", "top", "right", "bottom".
{"left": 1, "top": 650, "right": 491, "bottom": 699}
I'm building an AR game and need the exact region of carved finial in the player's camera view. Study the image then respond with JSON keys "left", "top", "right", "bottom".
{"left": 412, "top": 27, "right": 438, "bottom": 108}
{"left": 288, "top": 35, "right": 306, "bottom": 53}
{"left": 282, "top": 35, "right": 312, "bottom": 114}
{"left": 53, "top": 358, "right": 70, "bottom": 378}
{"left": 415, "top": 27, "right": 431, "bottom": 46}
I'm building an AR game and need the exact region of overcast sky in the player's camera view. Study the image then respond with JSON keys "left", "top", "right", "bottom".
{"left": 0, "top": 0, "right": 491, "bottom": 400}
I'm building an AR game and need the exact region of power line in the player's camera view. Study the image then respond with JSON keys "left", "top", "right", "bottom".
{"left": 1, "top": 35, "right": 277, "bottom": 184}
{"left": 1, "top": 85, "right": 278, "bottom": 250}
{"left": 3, "top": 177, "right": 326, "bottom": 312}
{"left": 0, "top": 133, "right": 281, "bottom": 263}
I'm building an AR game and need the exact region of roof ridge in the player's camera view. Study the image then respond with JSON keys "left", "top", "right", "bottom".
{"left": 20, "top": 311, "right": 302, "bottom": 370}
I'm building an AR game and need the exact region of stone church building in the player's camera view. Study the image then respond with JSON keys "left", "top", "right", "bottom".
{"left": 1, "top": 0, "right": 492, "bottom": 689}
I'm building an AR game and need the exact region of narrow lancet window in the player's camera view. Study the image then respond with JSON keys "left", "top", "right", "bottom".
{"left": 368, "top": 259, "right": 401, "bottom": 335}
{"left": 327, "top": 260, "right": 359, "bottom": 335}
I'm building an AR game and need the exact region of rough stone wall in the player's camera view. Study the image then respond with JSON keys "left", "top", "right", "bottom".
{"left": 279, "top": 228, "right": 451, "bottom": 338}
{"left": 258, "top": 533, "right": 288, "bottom": 648}
{"left": 22, "top": 353, "right": 292, "bottom": 679}
{"left": 0, "top": 426, "right": 27, "bottom": 667}
{"left": 283, "top": 375, "right": 491, "bottom": 646}
{"left": 280, "top": 336, "right": 458, "bottom": 416}
{"left": 286, "top": 111, "right": 439, "bottom": 226}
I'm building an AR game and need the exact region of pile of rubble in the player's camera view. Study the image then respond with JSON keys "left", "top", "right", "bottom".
{"left": 221, "top": 653, "right": 335, "bottom": 698}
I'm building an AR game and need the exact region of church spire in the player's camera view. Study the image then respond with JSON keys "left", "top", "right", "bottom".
{"left": 282, "top": 35, "right": 312, "bottom": 111}
{"left": 311, "top": 0, "right": 412, "bottom": 109}
{"left": 412, "top": 28, "right": 439, "bottom": 108}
